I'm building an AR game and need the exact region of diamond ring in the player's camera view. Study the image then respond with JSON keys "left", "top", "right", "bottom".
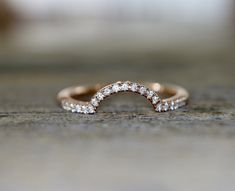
{"left": 57, "top": 81, "right": 189, "bottom": 114}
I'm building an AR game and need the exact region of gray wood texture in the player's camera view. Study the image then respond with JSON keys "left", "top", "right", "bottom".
{"left": 0, "top": 55, "right": 235, "bottom": 191}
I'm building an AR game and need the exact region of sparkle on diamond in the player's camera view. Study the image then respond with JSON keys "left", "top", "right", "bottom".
{"left": 163, "top": 102, "right": 169, "bottom": 111}
{"left": 121, "top": 82, "right": 129, "bottom": 91}
{"left": 96, "top": 92, "right": 104, "bottom": 100}
{"left": 112, "top": 84, "right": 120, "bottom": 92}
{"left": 147, "top": 90, "right": 154, "bottom": 99}
{"left": 103, "top": 87, "right": 111, "bottom": 96}
{"left": 152, "top": 96, "right": 159, "bottom": 104}
{"left": 156, "top": 103, "right": 162, "bottom": 112}
{"left": 139, "top": 86, "right": 147, "bottom": 95}
{"left": 91, "top": 98, "right": 99, "bottom": 107}
{"left": 131, "top": 83, "right": 138, "bottom": 92}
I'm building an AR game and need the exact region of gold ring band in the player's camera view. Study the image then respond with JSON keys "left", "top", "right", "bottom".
{"left": 57, "top": 81, "right": 189, "bottom": 114}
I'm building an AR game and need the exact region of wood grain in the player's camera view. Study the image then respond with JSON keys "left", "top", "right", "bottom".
{"left": 0, "top": 59, "right": 235, "bottom": 191}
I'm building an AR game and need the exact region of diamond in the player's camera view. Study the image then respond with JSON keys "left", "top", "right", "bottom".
{"left": 163, "top": 102, "right": 169, "bottom": 111}
{"left": 112, "top": 83, "right": 120, "bottom": 92}
{"left": 87, "top": 105, "right": 95, "bottom": 114}
{"left": 81, "top": 105, "right": 89, "bottom": 114}
{"left": 174, "top": 100, "right": 179, "bottom": 110}
{"left": 130, "top": 83, "right": 138, "bottom": 92}
{"left": 121, "top": 82, "right": 129, "bottom": 91}
{"left": 103, "top": 87, "right": 111, "bottom": 96}
{"left": 139, "top": 86, "right": 147, "bottom": 95}
{"left": 91, "top": 98, "right": 99, "bottom": 107}
{"left": 155, "top": 103, "right": 162, "bottom": 112}
{"left": 62, "top": 101, "right": 70, "bottom": 110}
{"left": 170, "top": 101, "right": 175, "bottom": 110}
{"left": 70, "top": 103, "right": 76, "bottom": 112}
{"left": 96, "top": 92, "right": 104, "bottom": 101}
{"left": 152, "top": 96, "right": 159, "bottom": 104}
{"left": 147, "top": 90, "right": 154, "bottom": 99}
{"left": 76, "top": 104, "right": 81, "bottom": 113}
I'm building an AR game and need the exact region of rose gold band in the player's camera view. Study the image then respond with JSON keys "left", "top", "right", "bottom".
{"left": 57, "top": 81, "right": 189, "bottom": 114}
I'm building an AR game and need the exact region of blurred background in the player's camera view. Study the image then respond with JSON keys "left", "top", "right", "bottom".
{"left": 0, "top": 0, "right": 235, "bottom": 71}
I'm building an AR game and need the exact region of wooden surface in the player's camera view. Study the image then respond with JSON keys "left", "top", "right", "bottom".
{"left": 0, "top": 59, "right": 235, "bottom": 191}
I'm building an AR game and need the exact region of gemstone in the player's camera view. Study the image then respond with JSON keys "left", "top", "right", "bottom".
{"left": 62, "top": 102, "right": 70, "bottom": 110}
{"left": 170, "top": 101, "right": 175, "bottom": 110}
{"left": 112, "top": 84, "right": 120, "bottom": 92}
{"left": 147, "top": 90, "right": 154, "bottom": 99}
{"left": 75, "top": 105, "right": 81, "bottom": 113}
{"left": 163, "top": 102, "right": 169, "bottom": 111}
{"left": 81, "top": 105, "right": 88, "bottom": 114}
{"left": 121, "top": 82, "right": 129, "bottom": 91}
{"left": 139, "top": 86, "right": 147, "bottom": 95}
{"left": 155, "top": 103, "right": 162, "bottom": 112}
{"left": 174, "top": 100, "right": 179, "bottom": 110}
{"left": 70, "top": 103, "right": 76, "bottom": 112}
{"left": 103, "top": 87, "right": 111, "bottom": 96}
{"left": 152, "top": 96, "right": 159, "bottom": 104}
{"left": 91, "top": 98, "right": 99, "bottom": 107}
{"left": 130, "top": 83, "right": 138, "bottom": 92}
{"left": 96, "top": 92, "right": 104, "bottom": 101}
{"left": 88, "top": 105, "right": 95, "bottom": 114}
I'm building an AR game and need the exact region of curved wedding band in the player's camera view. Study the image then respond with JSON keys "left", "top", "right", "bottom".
{"left": 57, "top": 81, "right": 189, "bottom": 114}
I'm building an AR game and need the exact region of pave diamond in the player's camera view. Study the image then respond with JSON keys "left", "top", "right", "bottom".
{"left": 91, "top": 98, "right": 99, "bottom": 107}
{"left": 147, "top": 90, "right": 154, "bottom": 99}
{"left": 155, "top": 103, "right": 162, "bottom": 112}
{"left": 130, "top": 83, "right": 138, "bottom": 92}
{"left": 121, "top": 82, "right": 129, "bottom": 91}
{"left": 152, "top": 96, "right": 159, "bottom": 104}
{"left": 163, "top": 102, "right": 169, "bottom": 111}
{"left": 96, "top": 92, "right": 104, "bottom": 101}
{"left": 81, "top": 105, "right": 89, "bottom": 114}
{"left": 87, "top": 105, "right": 95, "bottom": 114}
{"left": 170, "top": 101, "right": 175, "bottom": 110}
{"left": 103, "top": 87, "right": 111, "bottom": 96}
{"left": 76, "top": 104, "right": 81, "bottom": 113}
{"left": 62, "top": 101, "right": 70, "bottom": 110}
{"left": 112, "top": 84, "right": 120, "bottom": 92}
{"left": 70, "top": 103, "right": 76, "bottom": 112}
{"left": 174, "top": 100, "right": 179, "bottom": 110}
{"left": 139, "top": 86, "right": 147, "bottom": 95}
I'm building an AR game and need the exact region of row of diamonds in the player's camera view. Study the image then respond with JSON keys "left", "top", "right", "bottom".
{"left": 155, "top": 99, "right": 182, "bottom": 112}
{"left": 62, "top": 100, "right": 95, "bottom": 114}
{"left": 90, "top": 81, "right": 160, "bottom": 110}
{"left": 61, "top": 82, "right": 185, "bottom": 114}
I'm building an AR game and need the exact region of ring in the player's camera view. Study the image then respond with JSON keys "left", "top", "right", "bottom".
{"left": 57, "top": 81, "right": 189, "bottom": 114}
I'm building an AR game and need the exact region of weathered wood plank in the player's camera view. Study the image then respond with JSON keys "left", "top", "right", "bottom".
{"left": 0, "top": 60, "right": 234, "bottom": 191}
